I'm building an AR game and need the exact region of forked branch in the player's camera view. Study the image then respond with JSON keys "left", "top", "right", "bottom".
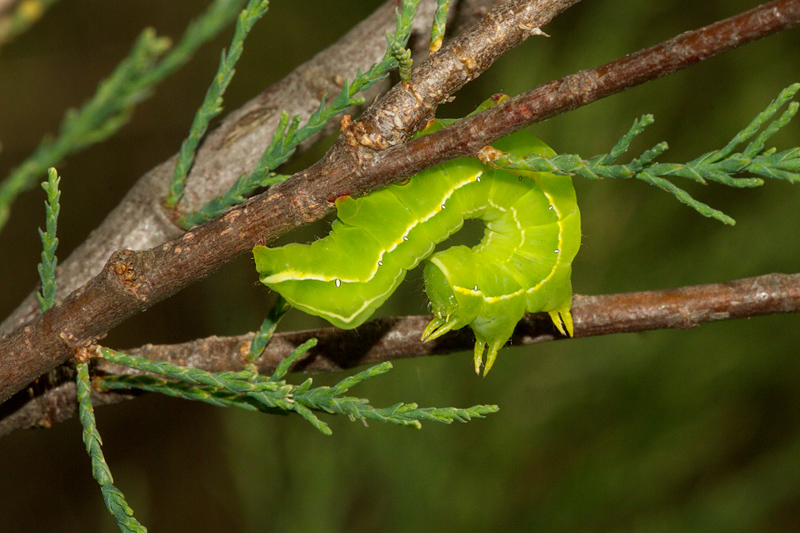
{"left": 1, "top": 0, "right": 799, "bottom": 414}
{"left": 2, "top": 272, "right": 798, "bottom": 435}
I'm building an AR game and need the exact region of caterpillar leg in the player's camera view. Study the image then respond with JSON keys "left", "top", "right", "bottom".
{"left": 421, "top": 315, "right": 458, "bottom": 342}
{"left": 474, "top": 341, "right": 486, "bottom": 375}
{"left": 425, "top": 315, "right": 502, "bottom": 376}
{"left": 474, "top": 339, "right": 505, "bottom": 376}
{"left": 548, "top": 309, "right": 574, "bottom": 337}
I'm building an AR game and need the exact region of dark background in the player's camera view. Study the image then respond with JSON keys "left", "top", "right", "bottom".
{"left": 1, "top": 1, "right": 799, "bottom": 531}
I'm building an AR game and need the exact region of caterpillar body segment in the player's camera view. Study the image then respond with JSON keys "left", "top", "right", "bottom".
{"left": 254, "top": 120, "right": 580, "bottom": 375}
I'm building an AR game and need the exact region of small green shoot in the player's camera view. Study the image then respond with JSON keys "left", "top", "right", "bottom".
{"left": 77, "top": 362, "right": 147, "bottom": 532}
{"left": 166, "top": 0, "right": 270, "bottom": 208}
{"left": 390, "top": 41, "right": 413, "bottom": 84}
{"left": 178, "top": 0, "right": 423, "bottom": 228}
{"left": 0, "top": 0, "right": 248, "bottom": 235}
{"left": 248, "top": 296, "right": 290, "bottom": 360}
{"left": 36, "top": 168, "right": 60, "bottom": 312}
{"left": 489, "top": 84, "right": 800, "bottom": 225}
{"left": 429, "top": 0, "right": 450, "bottom": 54}
{"left": 97, "top": 344, "right": 498, "bottom": 436}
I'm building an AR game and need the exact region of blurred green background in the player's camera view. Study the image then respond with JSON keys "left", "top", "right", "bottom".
{"left": 1, "top": 1, "right": 799, "bottom": 531}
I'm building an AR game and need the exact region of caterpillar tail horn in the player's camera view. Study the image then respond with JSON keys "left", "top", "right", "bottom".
{"left": 548, "top": 309, "right": 575, "bottom": 337}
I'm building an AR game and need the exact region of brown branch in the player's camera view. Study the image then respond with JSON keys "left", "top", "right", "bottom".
{"left": 1, "top": 1, "right": 799, "bottom": 406}
{"left": 99, "top": 273, "right": 800, "bottom": 370}
{"left": 0, "top": 0, "right": 579, "bottom": 404}
{"left": 0, "top": 0, "right": 497, "bottom": 335}
{"left": 341, "top": 0, "right": 583, "bottom": 150}
{"left": 360, "top": 0, "right": 800, "bottom": 184}
{"left": 3, "top": 273, "right": 797, "bottom": 436}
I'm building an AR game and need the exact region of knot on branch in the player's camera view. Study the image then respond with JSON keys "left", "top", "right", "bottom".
{"left": 106, "top": 250, "right": 150, "bottom": 303}
{"left": 560, "top": 70, "right": 600, "bottom": 107}
{"left": 340, "top": 114, "right": 389, "bottom": 150}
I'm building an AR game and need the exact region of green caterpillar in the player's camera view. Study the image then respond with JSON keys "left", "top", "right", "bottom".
{"left": 254, "top": 115, "right": 580, "bottom": 375}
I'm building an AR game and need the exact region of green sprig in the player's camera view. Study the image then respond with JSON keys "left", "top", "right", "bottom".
{"left": 390, "top": 41, "right": 413, "bottom": 84}
{"left": 490, "top": 84, "right": 800, "bottom": 225}
{"left": 166, "top": 0, "right": 270, "bottom": 208}
{"left": 178, "top": 0, "right": 422, "bottom": 228}
{"left": 76, "top": 362, "right": 147, "bottom": 532}
{"left": 429, "top": 0, "right": 450, "bottom": 54}
{"left": 0, "top": 0, "right": 248, "bottom": 235}
{"left": 97, "top": 374, "right": 270, "bottom": 411}
{"left": 97, "top": 342, "right": 498, "bottom": 436}
{"left": 292, "top": 361, "right": 498, "bottom": 431}
{"left": 36, "top": 168, "right": 60, "bottom": 312}
{"left": 248, "top": 295, "right": 290, "bottom": 360}
{"left": 365, "top": 0, "right": 420, "bottom": 82}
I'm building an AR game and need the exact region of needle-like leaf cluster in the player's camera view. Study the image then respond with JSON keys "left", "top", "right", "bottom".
{"left": 34, "top": 163, "right": 144, "bottom": 531}
{"left": 177, "top": 0, "right": 423, "bottom": 228}
{"left": 247, "top": 295, "right": 290, "bottom": 360}
{"left": 77, "top": 362, "right": 147, "bottom": 532}
{"left": 36, "top": 168, "right": 60, "bottom": 312}
{"left": 166, "top": 0, "right": 270, "bottom": 208}
{"left": 0, "top": 0, "right": 249, "bottom": 235}
{"left": 97, "top": 342, "right": 498, "bottom": 436}
{"left": 490, "top": 84, "right": 800, "bottom": 225}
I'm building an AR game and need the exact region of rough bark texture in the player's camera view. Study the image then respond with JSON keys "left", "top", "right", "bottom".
{"left": 1, "top": 0, "right": 799, "bottom": 433}
{"left": 0, "top": 0, "right": 577, "bottom": 405}
{"left": 0, "top": 0, "right": 499, "bottom": 335}
{"left": 3, "top": 273, "right": 798, "bottom": 435}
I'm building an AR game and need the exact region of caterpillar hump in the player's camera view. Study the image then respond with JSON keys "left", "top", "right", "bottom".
{"left": 254, "top": 117, "right": 580, "bottom": 375}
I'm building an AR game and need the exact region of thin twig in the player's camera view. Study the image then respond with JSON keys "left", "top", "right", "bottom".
{"left": 0, "top": 0, "right": 496, "bottom": 335}
{"left": 0, "top": 0, "right": 582, "bottom": 403}
{"left": 359, "top": 0, "right": 800, "bottom": 191}
{"left": 2, "top": 0, "right": 799, "bottom": 405}
{"left": 2, "top": 272, "right": 797, "bottom": 436}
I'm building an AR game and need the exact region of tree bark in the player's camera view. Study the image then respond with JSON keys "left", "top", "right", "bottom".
{"left": 3, "top": 272, "right": 798, "bottom": 436}
{"left": 0, "top": 0, "right": 506, "bottom": 335}
{"left": 1, "top": 0, "right": 799, "bottom": 430}
{"left": 0, "top": 0, "right": 581, "bottom": 404}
